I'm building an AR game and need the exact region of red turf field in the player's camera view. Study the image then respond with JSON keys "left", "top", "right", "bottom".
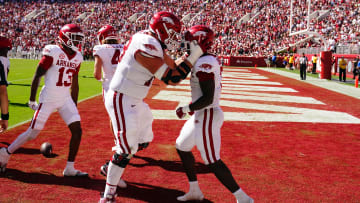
{"left": 1, "top": 67, "right": 359, "bottom": 203}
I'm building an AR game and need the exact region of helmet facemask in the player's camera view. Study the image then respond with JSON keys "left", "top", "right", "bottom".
{"left": 162, "top": 23, "right": 181, "bottom": 50}
{"left": 60, "top": 32, "right": 84, "bottom": 52}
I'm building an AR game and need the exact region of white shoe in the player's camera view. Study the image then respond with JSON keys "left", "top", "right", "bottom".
{"left": 177, "top": 190, "right": 204, "bottom": 201}
{"left": 117, "top": 178, "right": 127, "bottom": 188}
{"left": 99, "top": 192, "right": 117, "bottom": 203}
{"left": 0, "top": 148, "right": 10, "bottom": 173}
{"left": 237, "top": 197, "right": 254, "bottom": 203}
{"left": 63, "top": 168, "right": 88, "bottom": 177}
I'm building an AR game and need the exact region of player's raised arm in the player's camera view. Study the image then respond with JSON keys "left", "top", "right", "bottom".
{"left": 135, "top": 40, "right": 203, "bottom": 86}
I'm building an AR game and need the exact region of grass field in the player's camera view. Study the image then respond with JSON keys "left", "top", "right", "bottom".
{"left": 7, "top": 59, "right": 355, "bottom": 129}
{"left": 7, "top": 59, "right": 101, "bottom": 128}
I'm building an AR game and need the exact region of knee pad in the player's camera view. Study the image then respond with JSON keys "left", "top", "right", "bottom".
{"left": 111, "top": 153, "right": 131, "bottom": 168}
{"left": 138, "top": 142, "right": 149, "bottom": 151}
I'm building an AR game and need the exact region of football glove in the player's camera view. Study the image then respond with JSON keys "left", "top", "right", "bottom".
{"left": 176, "top": 105, "right": 191, "bottom": 119}
{"left": 28, "top": 100, "right": 39, "bottom": 110}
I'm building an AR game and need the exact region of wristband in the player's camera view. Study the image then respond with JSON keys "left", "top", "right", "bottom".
{"left": 182, "top": 105, "right": 191, "bottom": 113}
{"left": 1, "top": 113, "right": 9, "bottom": 120}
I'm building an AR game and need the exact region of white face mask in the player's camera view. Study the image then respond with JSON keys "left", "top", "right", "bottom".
{"left": 163, "top": 27, "right": 181, "bottom": 51}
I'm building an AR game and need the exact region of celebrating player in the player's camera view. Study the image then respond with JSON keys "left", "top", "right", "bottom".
{"left": 0, "top": 24, "right": 88, "bottom": 177}
{"left": 93, "top": 25, "right": 127, "bottom": 188}
{"left": 175, "top": 25, "right": 254, "bottom": 203}
{"left": 99, "top": 11, "right": 204, "bottom": 202}
{"left": 0, "top": 36, "right": 12, "bottom": 133}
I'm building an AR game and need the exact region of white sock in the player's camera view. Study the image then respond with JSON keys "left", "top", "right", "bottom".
{"left": 189, "top": 181, "right": 200, "bottom": 191}
{"left": 104, "top": 162, "right": 125, "bottom": 196}
{"left": 233, "top": 188, "right": 250, "bottom": 201}
{"left": 66, "top": 161, "right": 75, "bottom": 170}
{"left": 8, "top": 128, "right": 40, "bottom": 153}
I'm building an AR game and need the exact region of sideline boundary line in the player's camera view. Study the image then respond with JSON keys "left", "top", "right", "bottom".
{"left": 8, "top": 93, "right": 102, "bottom": 130}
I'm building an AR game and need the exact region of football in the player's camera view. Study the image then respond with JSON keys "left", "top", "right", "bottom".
{"left": 40, "top": 142, "right": 53, "bottom": 157}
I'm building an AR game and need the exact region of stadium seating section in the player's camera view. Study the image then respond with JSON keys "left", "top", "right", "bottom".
{"left": 0, "top": 0, "right": 359, "bottom": 59}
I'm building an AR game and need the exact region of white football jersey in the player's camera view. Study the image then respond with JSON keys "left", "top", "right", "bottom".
{"left": 39, "top": 45, "right": 83, "bottom": 102}
{"left": 110, "top": 31, "right": 164, "bottom": 99}
{"left": 0, "top": 56, "right": 10, "bottom": 86}
{"left": 190, "top": 55, "right": 222, "bottom": 108}
{"left": 93, "top": 44, "right": 123, "bottom": 91}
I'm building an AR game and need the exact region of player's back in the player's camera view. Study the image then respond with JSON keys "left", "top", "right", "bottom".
{"left": 190, "top": 54, "right": 222, "bottom": 109}
{"left": 39, "top": 44, "right": 83, "bottom": 103}
{"left": 110, "top": 31, "right": 164, "bottom": 100}
{"left": 93, "top": 44, "right": 123, "bottom": 91}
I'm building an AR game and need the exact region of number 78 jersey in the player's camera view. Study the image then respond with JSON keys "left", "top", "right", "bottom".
{"left": 38, "top": 44, "right": 83, "bottom": 103}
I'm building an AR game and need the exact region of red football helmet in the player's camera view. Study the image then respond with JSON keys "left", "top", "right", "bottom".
{"left": 149, "top": 11, "right": 182, "bottom": 50}
{"left": 0, "top": 36, "right": 12, "bottom": 50}
{"left": 58, "top": 24, "right": 84, "bottom": 52}
{"left": 185, "top": 25, "right": 214, "bottom": 53}
{"left": 97, "top": 25, "right": 118, "bottom": 44}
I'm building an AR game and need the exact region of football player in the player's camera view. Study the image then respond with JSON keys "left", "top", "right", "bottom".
{"left": 175, "top": 25, "right": 254, "bottom": 203}
{"left": 93, "top": 25, "right": 127, "bottom": 188}
{"left": 99, "top": 11, "right": 204, "bottom": 202}
{"left": 0, "top": 36, "right": 11, "bottom": 133}
{"left": 0, "top": 24, "right": 88, "bottom": 177}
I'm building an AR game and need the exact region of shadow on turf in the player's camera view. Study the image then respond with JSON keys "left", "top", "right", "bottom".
{"left": 0, "top": 142, "right": 58, "bottom": 157}
{"left": 8, "top": 83, "right": 31, "bottom": 86}
{"left": 0, "top": 169, "right": 213, "bottom": 202}
{"left": 130, "top": 155, "right": 212, "bottom": 174}
{"left": 8, "top": 102, "right": 28, "bottom": 107}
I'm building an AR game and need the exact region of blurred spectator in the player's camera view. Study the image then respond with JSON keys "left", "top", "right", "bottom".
{"left": 299, "top": 52, "right": 308, "bottom": 80}
{"left": 353, "top": 56, "right": 359, "bottom": 79}
{"left": 311, "top": 54, "right": 317, "bottom": 74}
{"left": 338, "top": 56, "right": 347, "bottom": 82}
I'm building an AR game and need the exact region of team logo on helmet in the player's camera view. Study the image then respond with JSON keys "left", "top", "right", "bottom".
{"left": 193, "top": 31, "right": 207, "bottom": 38}
{"left": 200, "top": 63, "right": 213, "bottom": 69}
{"left": 144, "top": 44, "right": 157, "bottom": 51}
{"left": 162, "top": 17, "right": 175, "bottom": 25}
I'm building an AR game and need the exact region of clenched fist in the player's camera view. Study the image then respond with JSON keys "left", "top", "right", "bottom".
{"left": 176, "top": 105, "right": 191, "bottom": 119}
{"left": 28, "top": 100, "right": 39, "bottom": 110}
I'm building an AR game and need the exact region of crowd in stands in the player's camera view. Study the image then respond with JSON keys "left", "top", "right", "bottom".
{"left": 0, "top": 0, "right": 359, "bottom": 59}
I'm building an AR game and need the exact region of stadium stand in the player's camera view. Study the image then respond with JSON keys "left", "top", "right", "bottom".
{"left": 0, "top": 0, "right": 359, "bottom": 60}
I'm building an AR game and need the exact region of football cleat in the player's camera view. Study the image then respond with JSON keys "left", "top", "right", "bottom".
{"left": 177, "top": 190, "right": 204, "bottom": 202}
{"left": 0, "top": 148, "right": 10, "bottom": 173}
{"left": 100, "top": 160, "right": 110, "bottom": 176}
{"left": 99, "top": 192, "right": 117, "bottom": 203}
{"left": 63, "top": 168, "right": 88, "bottom": 177}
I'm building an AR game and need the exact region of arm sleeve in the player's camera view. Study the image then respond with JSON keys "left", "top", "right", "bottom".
{"left": 38, "top": 55, "right": 54, "bottom": 70}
